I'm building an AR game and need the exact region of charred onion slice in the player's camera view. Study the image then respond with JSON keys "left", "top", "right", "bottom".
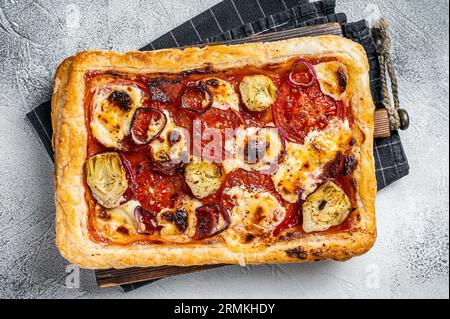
{"left": 86, "top": 152, "right": 128, "bottom": 209}
{"left": 194, "top": 204, "right": 230, "bottom": 240}
{"left": 288, "top": 59, "right": 317, "bottom": 87}
{"left": 130, "top": 108, "right": 167, "bottom": 145}
{"left": 134, "top": 206, "right": 159, "bottom": 234}
{"left": 180, "top": 82, "right": 213, "bottom": 114}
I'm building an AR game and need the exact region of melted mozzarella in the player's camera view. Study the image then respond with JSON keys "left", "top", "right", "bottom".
{"left": 90, "top": 84, "right": 143, "bottom": 149}
{"left": 95, "top": 200, "right": 140, "bottom": 242}
{"left": 315, "top": 62, "right": 348, "bottom": 100}
{"left": 222, "top": 126, "right": 282, "bottom": 174}
{"left": 272, "top": 120, "right": 352, "bottom": 203}
{"left": 222, "top": 186, "right": 286, "bottom": 252}
{"left": 150, "top": 111, "right": 189, "bottom": 162}
{"left": 203, "top": 77, "right": 240, "bottom": 111}
{"left": 158, "top": 196, "right": 202, "bottom": 242}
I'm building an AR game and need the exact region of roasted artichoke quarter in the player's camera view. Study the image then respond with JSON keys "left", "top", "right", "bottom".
{"left": 302, "top": 181, "right": 351, "bottom": 233}
{"left": 85, "top": 152, "right": 128, "bottom": 209}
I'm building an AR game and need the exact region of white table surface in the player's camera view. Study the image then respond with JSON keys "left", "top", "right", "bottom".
{"left": 0, "top": 0, "right": 448, "bottom": 298}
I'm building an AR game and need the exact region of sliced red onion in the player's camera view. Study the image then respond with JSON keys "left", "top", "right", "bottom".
{"left": 288, "top": 58, "right": 317, "bottom": 87}
{"left": 130, "top": 108, "right": 167, "bottom": 145}
{"left": 118, "top": 153, "right": 136, "bottom": 205}
{"left": 134, "top": 206, "right": 159, "bottom": 234}
{"left": 180, "top": 82, "right": 213, "bottom": 114}
{"left": 194, "top": 204, "right": 230, "bottom": 240}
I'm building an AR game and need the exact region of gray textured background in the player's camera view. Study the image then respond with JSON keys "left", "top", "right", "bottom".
{"left": 0, "top": 0, "right": 448, "bottom": 299}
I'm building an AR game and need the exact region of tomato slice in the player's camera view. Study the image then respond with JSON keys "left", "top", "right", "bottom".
{"left": 180, "top": 82, "right": 212, "bottom": 114}
{"left": 135, "top": 170, "right": 182, "bottom": 213}
{"left": 273, "top": 78, "right": 344, "bottom": 144}
{"left": 197, "top": 107, "right": 243, "bottom": 130}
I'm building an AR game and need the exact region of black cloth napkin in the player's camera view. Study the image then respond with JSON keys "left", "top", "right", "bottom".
{"left": 26, "top": 0, "right": 409, "bottom": 291}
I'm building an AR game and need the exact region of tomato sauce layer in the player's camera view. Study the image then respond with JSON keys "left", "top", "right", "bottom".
{"left": 83, "top": 57, "right": 356, "bottom": 245}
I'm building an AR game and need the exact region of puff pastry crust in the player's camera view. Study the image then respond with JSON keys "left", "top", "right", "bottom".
{"left": 52, "top": 36, "right": 376, "bottom": 269}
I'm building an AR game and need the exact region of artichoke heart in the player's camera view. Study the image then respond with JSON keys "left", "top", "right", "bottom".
{"left": 86, "top": 152, "right": 128, "bottom": 209}
{"left": 302, "top": 181, "right": 351, "bottom": 233}
{"left": 185, "top": 161, "right": 222, "bottom": 199}
{"left": 239, "top": 75, "right": 277, "bottom": 112}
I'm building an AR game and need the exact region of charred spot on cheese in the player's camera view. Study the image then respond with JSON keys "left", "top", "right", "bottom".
{"left": 156, "top": 196, "right": 201, "bottom": 239}
{"left": 90, "top": 84, "right": 143, "bottom": 149}
{"left": 116, "top": 226, "right": 129, "bottom": 235}
{"left": 315, "top": 62, "right": 348, "bottom": 100}
{"left": 160, "top": 208, "right": 188, "bottom": 233}
{"left": 199, "top": 77, "right": 240, "bottom": 111}
{"left": 323, "top": 151, "right": 343, "bottom": 178}
{"left": 185, "top": 161, "right": 223, "bottom": 199}
{"left": 302, "top": 181, "right": 351, "bottom": 233}
{"left": 108, "top": 91, "right": 132, "bottom": 111}
{"left": 86, "top": 152, "right": 128, "bottom": 209}
{"left": 336, "top": 68, "right": 347, "bottom": 93}
{"left": 323, "top": 152, "right": 358, "bottom": 178}
{"left": 239, "top": 75, "right": 277, "bottom": 112}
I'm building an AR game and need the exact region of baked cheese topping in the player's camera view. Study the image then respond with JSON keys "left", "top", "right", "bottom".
{"left": 90, "top": 84, "right": 143, "bottom": 149}
{"left": 272, "top": 119, "right": 352, "bottom": 203}
{"left": 157, "top": 196, "right": 201, "bottom": 242}
{"left": 222, "top": 186, "right": 286, "bottom": 251}
{"left": 221, "top": 125, "right": 284, "bottom": 174}
{"left": 95, "top": 200, "right": 140, "bottom": 243}
{"left": 149, "top": 111, "right": 189, "bottom": 162}
{"left": 315, "top": 62, "right": 348, "bottom": 100}
{"left": 202, "top": 77, "right": 240, "bottom": 111}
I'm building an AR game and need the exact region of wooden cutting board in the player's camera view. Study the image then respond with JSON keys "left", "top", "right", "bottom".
{"left": 95, "top": 22, "right": 390, "bottom": 288}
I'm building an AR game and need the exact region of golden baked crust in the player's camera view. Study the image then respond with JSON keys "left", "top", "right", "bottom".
{"left": 52, "top": 35, "right": 376, "bottom": 269}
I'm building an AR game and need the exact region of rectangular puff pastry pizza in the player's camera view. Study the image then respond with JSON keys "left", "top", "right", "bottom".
{"left": 52, "top": 36, "right": 377, "bottom": 269}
